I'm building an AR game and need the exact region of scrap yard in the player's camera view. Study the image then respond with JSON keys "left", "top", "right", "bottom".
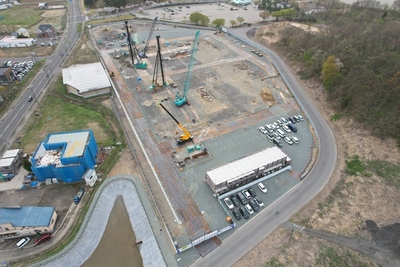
{"left": 90, "top": 19, "right": 314, "bottom": 265}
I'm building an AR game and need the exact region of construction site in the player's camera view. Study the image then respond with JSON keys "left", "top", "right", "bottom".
{"left": 89, "top": 20, "right": 310, "bottom": 265}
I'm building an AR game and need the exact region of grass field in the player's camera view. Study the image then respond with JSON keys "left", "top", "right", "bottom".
{"left": 0, "top": 6, "right": 43, "bottom": 26}
{"left": 18, "top": 78, "right": 118, "bottom": 153}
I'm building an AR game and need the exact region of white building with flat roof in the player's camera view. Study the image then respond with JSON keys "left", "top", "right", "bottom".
{"left": 206, "top": 146, "right": 290, "bottom": 195}
{"left": 0, "top": 36, "right": 35, "bottom": 48}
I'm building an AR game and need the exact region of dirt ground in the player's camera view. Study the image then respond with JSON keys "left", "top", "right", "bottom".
{"left": 233, "top": 22, "right": 400, "bottom": 266}
{"left": 92, "top": 22, "right": 400, "bottom": 266}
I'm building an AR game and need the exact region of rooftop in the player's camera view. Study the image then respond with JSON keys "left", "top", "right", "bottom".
{"left": 2, "top": 149, "right": 21, "bottom": 159}
{"left": 62, "top": 62, "right": 111, "bottom": 93}
{"left": 0, "top": 206, "right": 55, "bottom": 227}
{"left": 207, "top": 146, "right": 288, "bottom": 185}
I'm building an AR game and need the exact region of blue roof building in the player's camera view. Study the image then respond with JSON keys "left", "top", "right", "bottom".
{"left": 31, "top": 130, "right": 98, "bottom": 183}
{"left": 0, "top": 206, "right": 58, "bottom": 240}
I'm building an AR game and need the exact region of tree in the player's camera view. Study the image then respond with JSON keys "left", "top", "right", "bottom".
{"left": 190, "top": 12, "right": 210, "bottom": 26}
{"left": 236, "top": 16, "right": 245, "bottom": 25}
{"left": 321, "top": 55, "right": 342, "bottom": 89}
{"left": 229, "top": 20, "right": 237, "bottom": 27}
{"left": 212, "top": 18, "right": 226, "bottom": 28}
{"left": 84, "top": 0, "right": 95, "bottom": 7}
{"left": 271, "top": 8, "right": 296, "bottom": 20}
{"left": 259, "top": 10, "right": 269, "bottom": 20}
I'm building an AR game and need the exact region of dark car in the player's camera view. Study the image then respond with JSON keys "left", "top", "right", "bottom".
{"left": 28, "top": 96, "right": 33, "bottom": 102}
{"left": 239, "top": 206, "right": 249, "bottom": 219}
{"left": 232, "top": 208, "right": 241, "bottom": 220}
{"left": 230, "top": 195, "right": 240, "bottom": 207}
{"left": 288, "top": 117, "right": 296, "bottom": 124}
{"left": 248, "top": 188, "right": 256, "bottom": 197}
{"left": 35, "top": 233, "right": 52, "bottom": 245}
{"left": 273, "top": 138, "right": 283, "bottom": 147}
{"left": 249, "top": 199, "right": 260, "bottom": 212}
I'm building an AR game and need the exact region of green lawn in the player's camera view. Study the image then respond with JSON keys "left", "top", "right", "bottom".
{"left": 0, "top": 6, "right": 43, "bottom": 26}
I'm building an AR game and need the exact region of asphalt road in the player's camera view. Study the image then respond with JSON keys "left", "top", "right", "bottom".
{"left": 0, "top": 0, "right": 85, "bottom": 153}
{"left": 190, "top": 27, "right": 337, "bottom": 267}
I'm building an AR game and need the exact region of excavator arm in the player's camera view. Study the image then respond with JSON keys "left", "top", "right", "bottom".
{"left": 160, "top": 103, "right": 193, "bottom": 145}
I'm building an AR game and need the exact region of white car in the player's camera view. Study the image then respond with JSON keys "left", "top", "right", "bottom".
{"left": 258, "top": 126, "right": 268, "bottom": 134}
{"left": 224, "top": 197, "right": 234, "bottom": 210}
{"left": 272, "top": 122, "right": 279, "bottom": 128}
{"left": 273, "top": 132, "right": 281, "bottom": 140}
{"left": 242, "top": 190, "right": 251, "bottom": 199}
{"left": 297, "top": 115, "right": 304, "bottom": 121}
{"left": 265, "top": 124, "right": 274, "bottom": 132}
{"left": 283, "top": 125, "right": 291, "bottom": 132}
{"left": 245, "top": 204, "right": 254, "bottom": 214}
{"left": 291, "top": 136, "right": 299, "bottom": 144}
{"left": 277, "top": 129, "right": 285, "bottom": 138}
{"left": 255, "top": 197, "right": 264, "bottom": 207}
{"left": 284, "top": 136, "right": 293, "bottom": 145}
{"left": 258, "top": 182, "right": 267, "bottom": 193}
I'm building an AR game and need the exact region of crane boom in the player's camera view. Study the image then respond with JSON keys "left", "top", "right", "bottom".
{"left": 160, "top": 103, "right": 193, "bottom": 145}
{"left": 139, "top": 17, "right": 158, "bottom": 58}
{"left": 174, "top": 30, "right": 200, "bottom": 107}
{"left": 125, "top": 20, "right": 147, "bottom": 69}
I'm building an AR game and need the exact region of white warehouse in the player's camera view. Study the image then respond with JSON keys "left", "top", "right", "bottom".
{"left": 206, "top": 146, "right": 290, "bottom": 195}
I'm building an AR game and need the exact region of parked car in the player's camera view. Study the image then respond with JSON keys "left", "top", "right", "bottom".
{"left": 277, "top": 129, "right": 285, "bottom": 137}
{"left": 277, "top": 119, "right": 283, "bottom": 126}
{"left": 283, "top": 125, "right": 291, "bottom": 133}
{"left": 258, "top": 126, "right": 267, "bottom": 134}
{"left": 224, "top": 197, "right": 234, "bottom": 209}
{"left": 245, "top": 204, "right": 254, "bottom": 214}
{"left": 267, "top": 133, "right": 274, "bottom": 140}
{"left": 294, "top": 115, "right": 300, "bottom": 122}
{"left": 272, "top": 122, "right": 279, "bottom": 128}
{"left": 281, "top": 117, "right": 288, "bottom": 124}
{"left": 273, "top": 138, "right": 283, "bottom": 147}
{"left": 230, "top": 195, "right": 240, "bottom": 207}
{"left": 249, "top": 199, "right": 260, "bottom": 212}
{"left": 35, "top": 233, "right": 52, "bottom": 245}
{"left": 242, "top": 189, "right": 251, "bottom": 199}
{"left": 239, "top": 206, "right": 249, "bottom": 219}
{"left": 265, "top": 124, "right": 274, "bottom": 132}
{"left": 288, "top": 117, "right": 296, "bottom": 124}
{"left": 284, "top": 136, "right": 293, "bottom": 145}
{"left": 236, "top": 192, "right": 248, "bottom": 205}
{"left": 248, "top": 188, "right": 256, "bottom": 197}
{"left": 232, "top": 208, "right": 241, "bottom": 220}
{"left": 291, "top": 136, "right": 299, "bottom": 144}
{"left": 258, "top": 182, "right": 267, "bottom": 193}
{"left": 273, "top": 132, "right": 281, "bottom": 140}
{"left": 288, "top": 123, "right": 297, "bottom": 133}
{"left": 254, "top": 197, "right": 264, "bottom": 207}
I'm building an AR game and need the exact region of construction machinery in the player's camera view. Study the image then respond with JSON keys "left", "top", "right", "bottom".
{"left": 150, "top": 35, "right": 168, "bottom": 91}
{"left": 124, "top": 21, "right": 147, "bottom": 69}
{"left": 139, "top": 17, "right": 158, "bottom": 58}
{"left": 160, "top": 103, "right": 193, "bottom": 146}
{"left": 174, "top": 30, "right": 200, "bottom": 107}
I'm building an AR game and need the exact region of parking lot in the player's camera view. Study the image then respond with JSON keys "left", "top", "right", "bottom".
{"left": 3, "top": 60, "right": 36, "bottom": 82}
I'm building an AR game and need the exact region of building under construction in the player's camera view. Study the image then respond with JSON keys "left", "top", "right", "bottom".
{"left": 205, "top": 147, "right": 291, "bottom": 195}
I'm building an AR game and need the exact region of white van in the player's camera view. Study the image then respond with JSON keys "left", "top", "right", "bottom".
{"left": 16, "top": 237, "right": 30, "bottom": 249}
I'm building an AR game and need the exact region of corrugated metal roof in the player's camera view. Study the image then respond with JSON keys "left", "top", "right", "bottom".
{"left": 62, "top": 62, "right": 111, "bottom": 93}
{"left": 48, "top": 131, "right": 90, "bottom": 157}
{"left": 2, "top": 149, "right": 21, "bottom": 159}
{"left": 207, "top": 147, "right": 287, "bottom": 185}
{"left": 0, "top": 206, "right": 55, "bottom": 227}
{"left": 0, "top": 157, "right": 14, "bottom": 167}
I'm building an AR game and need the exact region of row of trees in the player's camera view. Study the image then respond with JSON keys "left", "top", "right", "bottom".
{"left": 274, "top": 7, "right": 400, "bottom": 141}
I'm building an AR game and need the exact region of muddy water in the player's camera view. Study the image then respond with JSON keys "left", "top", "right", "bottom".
{"left": 82, "top": 195, "right": 144, "bottom": 267}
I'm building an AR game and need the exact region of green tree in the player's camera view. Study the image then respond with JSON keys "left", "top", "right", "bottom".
{"left": 271, "top": 8, "right": 296, "bottom": 20}
{"left": 321, "top": 55, "right": 342, "bottom": 89}
{"left": 229, "top": 20, "right": 237, "bottom": 27}
{"left": 236, "top": 16, "right": 245, "bottom": 25}
{"left": 84, "top": 0, "right": 95, "bottom": 7}
{"left": 190, "top": 12, "right": 210, "bottom": 26}
{"left": 212, "top": 18, "right": 226, "bottom": 28}
{"left": 259, "top": 10, "right": 269, "bottom": 20}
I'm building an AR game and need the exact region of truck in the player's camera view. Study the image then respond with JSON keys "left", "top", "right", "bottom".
{"left": 73, "top": 188, "right": 85, "bottom": 204}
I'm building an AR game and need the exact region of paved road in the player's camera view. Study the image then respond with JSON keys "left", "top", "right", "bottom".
{"left": 190, "top": 27, "right": 337, "bottom": 266}
{"left": 0, "top": 0, "right": 85, "bottom": 153}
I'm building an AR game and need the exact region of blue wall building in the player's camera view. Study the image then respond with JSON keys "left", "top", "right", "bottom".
{"left": 31, "top": 130, "right": 98, "bottom": 183}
